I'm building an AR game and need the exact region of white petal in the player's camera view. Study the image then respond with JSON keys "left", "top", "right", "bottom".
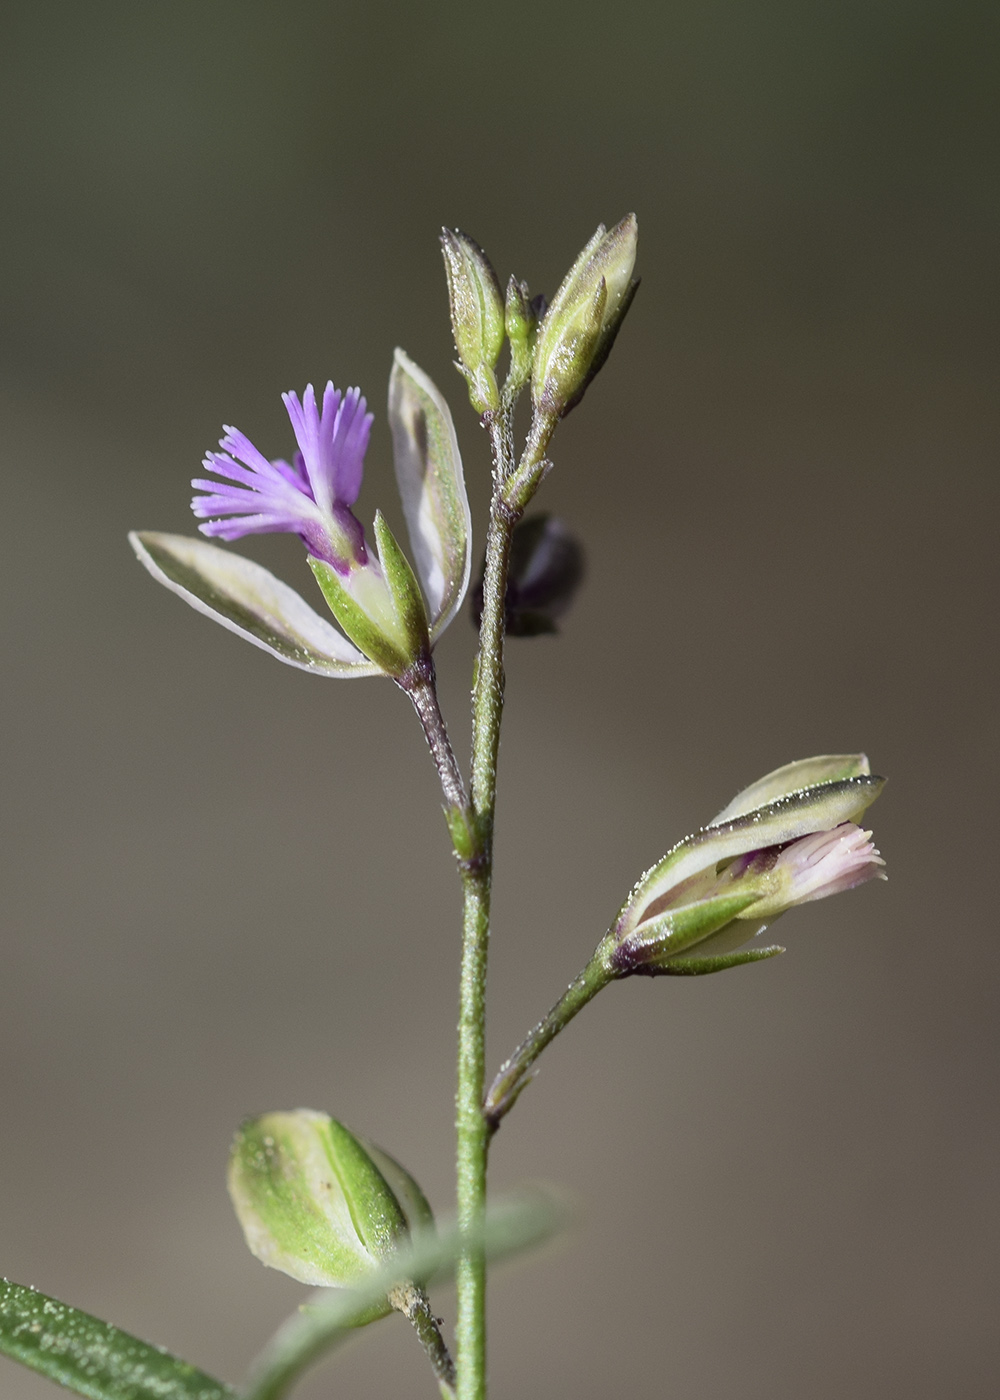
{"left": 130, "top": 532, "right": 381, "bottom": 676}
{"left": 388, "top": 349, "right": 471, "bottom": 639}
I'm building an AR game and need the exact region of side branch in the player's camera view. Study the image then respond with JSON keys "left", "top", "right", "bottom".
{"left": 483, "top": 944, "right": 614, "bottom": 1132}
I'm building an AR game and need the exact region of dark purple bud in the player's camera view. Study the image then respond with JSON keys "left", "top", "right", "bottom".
{"left": 471, "top": 514, "right": 585, "bottom": 636}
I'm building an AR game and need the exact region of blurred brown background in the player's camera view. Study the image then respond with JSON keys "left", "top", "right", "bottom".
{"left": 1, "top": 1, "right": 997, "bottom": 1396}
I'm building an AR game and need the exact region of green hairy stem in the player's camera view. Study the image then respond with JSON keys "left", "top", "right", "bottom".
{"left": 452, "top": 405, "right": 555, "bottom": 1400}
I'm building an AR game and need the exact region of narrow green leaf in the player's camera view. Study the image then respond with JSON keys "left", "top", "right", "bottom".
{"left": 0, "top": 1279, "right": 234, "bottom": 1400}
{"left": 242, "top": 1189, "right": 567, "bottom": 1400}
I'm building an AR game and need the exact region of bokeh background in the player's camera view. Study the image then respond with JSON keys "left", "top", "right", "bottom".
{"left": 2, "top": 2, "right": 997, "bottom": 1397}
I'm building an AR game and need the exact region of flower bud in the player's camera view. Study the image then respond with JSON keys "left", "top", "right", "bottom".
{"left": 228, "top": 1110, "right": 433, "bottom": 1311}
{"left": 610, "top": 756, "right": 886, "bottom": 976}
{"left": 504, "top": 276, "right": 536, "bottom": 390}
{"left": 532, "top": 214, "right": 639, "bottom": 418}
{"left": 440, "top": 228, "right": 505, "bottom": 414}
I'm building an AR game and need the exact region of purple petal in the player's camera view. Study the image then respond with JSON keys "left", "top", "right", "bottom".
{"left": 329, "top": 387, "right": 373, "bottom": 506}
{"left": 219, "top": 426, "right": 275, "bottom": 477}
{"left": 198, "top": 514, "right": 300, "bottom": 540}
{"left": 191, "top": 382, "right": 372, "bottom": 562}
{"left": 281, "top": 382, "right": 372, "bottom": 510}
{"left": 196, "top": 453, "right": 261, "bottom": 487}
{"left": 283, "top": 385, "right": 341, "bottom": 515}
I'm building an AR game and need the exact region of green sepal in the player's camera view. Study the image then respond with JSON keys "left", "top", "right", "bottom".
{"left": 322, "top": 1119, "right": 410, "bottom": 1259}
{"left": 0, "top": 1278, "right": 234, "bottom": 1400}
{"left": 613, "top": 890, "right": 764, "bottom": 971}
{"left": 372, "top": 512, "right": 432, "bottom": 668}
{"left": 308, "top": 558, "right": 409, "bottom": 676}
{"left": 653, "top": 945, "right": 786, "bottom": 976}
{"left": 564, "top": 275, "right": 639, "bottom": 415}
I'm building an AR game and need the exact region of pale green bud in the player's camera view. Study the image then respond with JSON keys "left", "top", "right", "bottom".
{"left": 440, "top": 228, "right": 505, "bottom": 414}
{"left": 531, "top": 214, "right": 639, "bottom": 417}
{"left": 228, "top": 1110, "right": 434, "bottom": 1312}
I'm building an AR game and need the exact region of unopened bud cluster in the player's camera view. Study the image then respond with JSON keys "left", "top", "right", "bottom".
{"left": 442, "top": 215, "right": 638, "bottom": 420}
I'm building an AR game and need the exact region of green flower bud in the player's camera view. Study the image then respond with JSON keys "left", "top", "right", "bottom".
{"left": 504, "top": 275, "right": 536, "bottom": 391}
{"left": 228, "top": 1110, "right": 434, "bottom": 1314}
{"left": 440, "top": 228, "right": 505, "bottom": 414}
{"left": 531, "top": 214, "right": 639, "bottom": 418}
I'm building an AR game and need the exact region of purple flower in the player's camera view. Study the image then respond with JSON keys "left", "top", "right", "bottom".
{"left": 132, "top": 352, "right": 471, "bottom": 678}
{"left": 191, "top": 383, "right": 374, "bottom": 572}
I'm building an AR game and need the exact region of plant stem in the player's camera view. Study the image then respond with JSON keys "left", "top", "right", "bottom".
{"left": 402, "top": 661, "right": 469, "bottom": 812}
{"left": 454, "top": 407, "right": 555, "bottom": 1400}
{"left": 483, "top": 945, "right": 613, "bottom": 1132}
{"left": 391, "top": 1284, "right": 457, "bottom": 1399}
{"left": 455, "top": 862, "right": 491, "bottom": 1400}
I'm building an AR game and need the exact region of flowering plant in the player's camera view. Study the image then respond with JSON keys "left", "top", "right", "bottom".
{"left": 0, "top": 219, "right": 885, "bottom": 1400}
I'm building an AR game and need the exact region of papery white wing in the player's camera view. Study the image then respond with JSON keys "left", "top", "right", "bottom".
{"left": 388, "top": 349, "right": 471, "bottom": 640}
{"left": 130, "top": 531, "right": 381, "bottom": 676}
{"left": 709, "top": 754, "right": 872, "bottom": 826}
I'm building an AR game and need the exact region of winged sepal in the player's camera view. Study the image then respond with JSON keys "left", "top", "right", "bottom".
{"left": 709, "top": 753, "right": 873, "bottom": 826}
{"left": 228, "top": 1110, "right": 434, "bottom": 1320}
{"left": 130, "top": 531, "right": 380, "bottom": 677}
{"left": 388, "top": 348, "right": 472, "bottom": 640}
